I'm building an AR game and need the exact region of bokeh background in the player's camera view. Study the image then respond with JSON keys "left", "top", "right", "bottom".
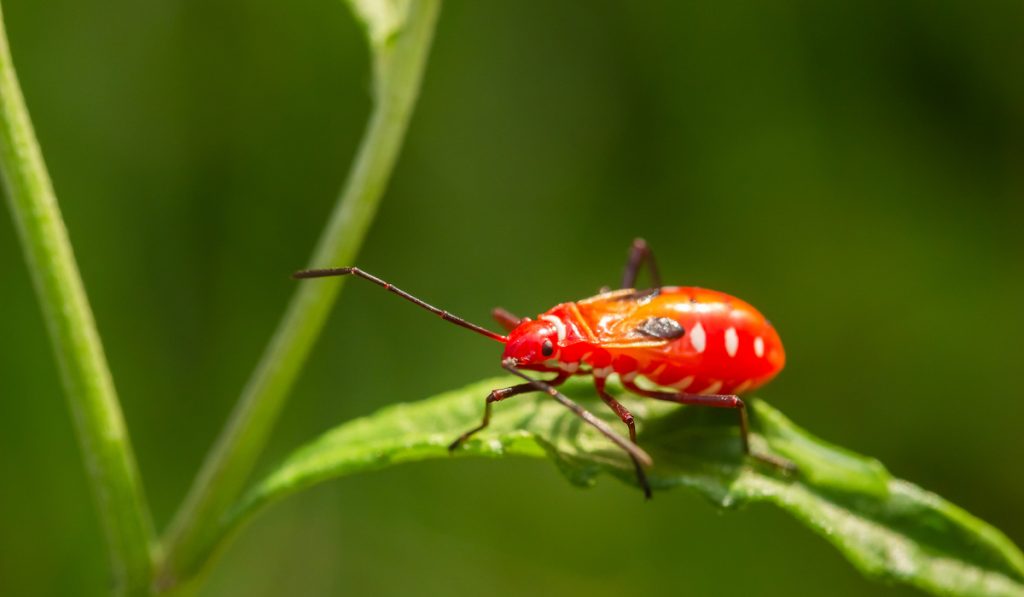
{"left": 2, "top": 1, "right": 1023, "bottom": 595}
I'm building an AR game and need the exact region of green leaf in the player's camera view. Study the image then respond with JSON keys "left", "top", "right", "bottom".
{"left": 235, "top": 377, "right": 1024, "bottom": 597}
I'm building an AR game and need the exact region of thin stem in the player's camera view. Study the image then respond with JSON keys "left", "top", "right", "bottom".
{"left": 157, "top": 0, "right": 441, "bottom": 587}
{"left": 0, "top": 4, "right": 155, "bottom": 596}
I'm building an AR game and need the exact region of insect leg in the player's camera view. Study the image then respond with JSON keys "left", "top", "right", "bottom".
{"left": 621, "top": 238, "right": 662, "bottom": 289}
{"left": 621, "top": 380, "right": 796, "bottom": 474}
{"left": 593, "top": 378, "right": 637, "bottom": 442}
{"left": 491, "top": 307, "right": 523, "bottom": 332}
{"left": 448, "top": 372, "right": 570, "bottom": 452}
{"left": 503, "top": 360, "right": 653, "bottom": 499}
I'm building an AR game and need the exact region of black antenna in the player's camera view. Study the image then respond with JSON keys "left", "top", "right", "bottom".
{"left": 293, "top": 267, "right": 508, "bottom": 343}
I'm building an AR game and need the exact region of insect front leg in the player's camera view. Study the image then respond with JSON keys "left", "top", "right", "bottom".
{"left": 621, "top": 238, "right": 662, "bottom": 289}
{"left": 491, "top": 307, "right": 523, "bottom": 332}
{"left": 593, "top": 378, "right": 637, "bottom": 443}
{"left": 502, "top": 362, "right": 653, "bottom": 499}
{"left": 448, "top": 372, "right": 570, "bottom": 452}
{"left": 621, "top": 380, "right": 796, "bottom": 474}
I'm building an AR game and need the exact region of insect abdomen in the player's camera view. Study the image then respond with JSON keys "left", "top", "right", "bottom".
{"left": 602, "top": 289, "right": 784, "bottom": 395}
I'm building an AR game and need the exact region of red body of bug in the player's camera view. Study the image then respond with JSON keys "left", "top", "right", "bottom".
{"left": 503, "top": 286, "right": 785, "bottom": 396}
{"left": 295, "top": 239, "right": 792, "bottom": 498}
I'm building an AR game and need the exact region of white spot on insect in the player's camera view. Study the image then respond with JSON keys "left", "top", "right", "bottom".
{"left": 754, "top": 336, "right": 765, "bottom": 358}
{"left": 559, "top": 361, "right": 579, "bottom": 373}
{"left": 725, "top": 327, "right": 739, "bottom": 357}
{"left": 690, "top": 322, "right": 706, "bottom": 353}
{"left": 700, "top": 380, "right": 723, "bottom": 394}
{"left": 670, "top": 375, "right": 694, "bottom": 391}
{"left": 593, "top": 366, "right": 613, "bottom": 379}
{"left": 540, "top": 315, "right": 566, "bottom": 342}
{"left": 732, "top": 379, "right": 752, "bottom": 394}
{"left": 621, "top": 371, "right": 637, "bottom": 383}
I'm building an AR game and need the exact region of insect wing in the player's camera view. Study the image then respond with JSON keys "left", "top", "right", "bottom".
{"left": 575, "top": 289, "right": 685, "bottom": 348}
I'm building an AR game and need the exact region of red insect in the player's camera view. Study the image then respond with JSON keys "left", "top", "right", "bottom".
{"left": 295, "top": 239, "right": 793, "bottom": 498}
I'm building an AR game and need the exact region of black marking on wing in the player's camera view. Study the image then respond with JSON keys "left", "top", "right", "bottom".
{"left": 634, "top": 317, "right": 685, "bottom": 340}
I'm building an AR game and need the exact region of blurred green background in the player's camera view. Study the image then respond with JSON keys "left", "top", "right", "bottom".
{"left": 2, "top": 1, "right": 1023, "bottom": 595}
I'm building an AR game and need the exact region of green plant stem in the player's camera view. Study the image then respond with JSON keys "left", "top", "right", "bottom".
{"left": 157, "top": 0, "right": 441, "bottom": 588}
{"left": 0, "top": 4, "right": 155, "bottom": 596}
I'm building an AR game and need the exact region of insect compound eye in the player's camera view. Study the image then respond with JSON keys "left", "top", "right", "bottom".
{"left": 541, "top": 339, "right": 555, "bottom": 357}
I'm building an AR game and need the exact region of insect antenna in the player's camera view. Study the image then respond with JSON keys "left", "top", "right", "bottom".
{"left": 293, "top": 267, "right": 508, "bottom": 343}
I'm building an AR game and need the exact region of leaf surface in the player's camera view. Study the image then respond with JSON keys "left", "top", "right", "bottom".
{"left": 236, "top": 377, "right": 1024, "bottom": 597}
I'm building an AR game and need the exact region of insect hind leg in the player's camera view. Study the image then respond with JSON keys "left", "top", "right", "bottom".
{"left": 621, "top": 380, "right": 796, "bottom": 474}
{"left": 621, "top": 238, "right": 662, "bottom": 289}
